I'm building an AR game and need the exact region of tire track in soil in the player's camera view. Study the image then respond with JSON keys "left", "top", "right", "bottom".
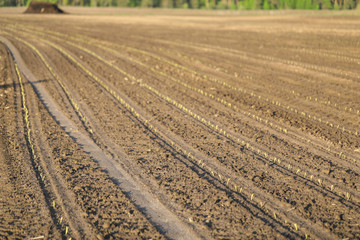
{"left": 154, "top": 36, "right": 360, "bottom": 82}
{"left": 0, "top": 44, "right": 65, "bottom": 239}
{"left": 26, "top": 33, "right": 346, "bottom": 240}
{"left": 11, "top": 23, "right": 360, "bottom": 131}
{"left": 114, "top": 32, "right": 360, "bottom": 100}
{"left": 84, "top": 38, "right": 360, "bottom": 178}
{"left": 125, "top": 35, "right": 360, "bottom": 134}
{"left": 116, "top": 41, "right": 359, "bottom": 162}
{"left": 23, "top": 62, "right": 97, "bottom": 239}
{"left": 2, "top": 19, "right": 358, "bottom": 239}
{"left": 1, "top": 38, "right": 166, "bottom": 240}
{"left": 32, "top": 28, "right": 360, "bottom": 203}
{"left": 12, "top": 32, "right": 312, "bottom": 239}
{"left": 8, "top": 33, "right": 211, "bottom": 239}
{"left": 26, "top": 25, "right": 359, "bottom": 158}
{"left": 0, "top": 44, "right": 61, "bottom": 239}
{"left": 150, "top": 42, "right": 360, "bottom": 122}
{"left": 144, "top": 42, "right": 360, "bottom": 127}
{"left": 43, "top": 33, "right": 360, "bottom": 238}
{"left": 0, "top": 36, "right": 201, "bottom": 240}
{"left": 109, "top": 36, "right": 360, "bottom": 155}
{"left": 14, "top": 60, "right": 80, "bottom": 240}
{"left": 14, "top": 25, "right": 357, "bottom": 171}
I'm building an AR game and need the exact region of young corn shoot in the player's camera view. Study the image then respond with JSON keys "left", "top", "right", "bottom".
{"left": 346, "top": 192, "right": 350, "bottom": 200}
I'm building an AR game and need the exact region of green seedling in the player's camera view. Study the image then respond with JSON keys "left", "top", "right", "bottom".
{"left": 346, "top": 192, "right": 350, "bottom": 200}
{"left": 226, "top": 178, "right": 230, "bottom": 185}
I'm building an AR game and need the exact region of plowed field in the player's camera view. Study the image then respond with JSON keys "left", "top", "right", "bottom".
{"left": 1, "top": 8, "right": 360, "bottom": 240}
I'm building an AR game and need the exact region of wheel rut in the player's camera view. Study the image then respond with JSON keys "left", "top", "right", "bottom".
{"left": 0, "top": 36, "right": 201, "bottom": 240}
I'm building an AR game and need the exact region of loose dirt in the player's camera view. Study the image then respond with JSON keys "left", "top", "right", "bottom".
{"left": 0, "top": 8, "right": 359, "bottom": 240}
{"left": 24, "top": 2, "right": 64, "bottom": 14}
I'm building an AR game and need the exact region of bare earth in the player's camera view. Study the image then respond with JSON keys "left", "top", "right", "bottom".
{"left": 0, "top": 8, "right": 360, "bottom": 240}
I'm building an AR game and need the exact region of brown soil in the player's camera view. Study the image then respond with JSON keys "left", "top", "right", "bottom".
{"left": 24, "top": 2, "right": 64, "bottom": 14}
{"left": 0, "top": 8, "right": 360, "bottom": 240}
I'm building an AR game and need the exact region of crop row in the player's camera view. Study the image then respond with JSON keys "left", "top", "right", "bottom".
{"left": 8, "top": 26, "right": 358, "bottom": 238}
{"left": 290, "top": 90, "right": 360, "bottom": 117}
{"left": 136, "top": 35, "right": 360, "bottom": 92}
{"left": 4, "top": 33, "right": 179, "bottom": 240}
{"left": 13, "top": 25, "right": 359, "bottom": 141}
{"left": 189, "top": 40, "right": 360, "bottom": 81}
{"left": 150, "top": 39, "right": 359, "bottom": 134}
{"left": 13, "top": 60, "right": 72, "bottom": 240}
{"left": 150, "top": 43, "right": 360, "bottom": 119}
{"left": 109, "top": 39, "right": 360, "bottom": 165}
{"left": 87, "top": 33, "right": 359, "bottom": 164}
{"left": 63, "top": 37, "right": 360, "bottom": 238}
{"left": 42, "top": 31, "right": 360, "bottom": 237}
{"left": 97, "top": 34, "right": 360, "bottom": 139}
{"left": 142, "top": 43, "right": 360, "bottom": 162}
{"left": 286, "top": 47, "right": 360, "bottom": 65}
{"left": 16, "top": 26, "right": 360, "bottom": 197}
{"left": 8, "top": 33, "right": 95, "bottom": 137}
{"left": 18, "top": 25, "right": 360, "bottom": 170}
{"left": 106, "top": 44, "right": 360, "bottom": 189}
{"left": 22, "top": 32, "right": 316, "bottom": 239}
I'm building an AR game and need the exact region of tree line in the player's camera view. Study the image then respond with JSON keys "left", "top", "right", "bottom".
{"left": 0, "top": 0, "right": 359, "bottom": 10}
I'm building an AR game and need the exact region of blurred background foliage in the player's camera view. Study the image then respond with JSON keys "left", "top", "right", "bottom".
{"left": 0, "top": 0, "right": 359, "bottom": 11}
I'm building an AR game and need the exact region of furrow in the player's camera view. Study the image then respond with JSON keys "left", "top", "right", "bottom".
{"left": 1, "top": 35, "right": 198, "bottom": 240}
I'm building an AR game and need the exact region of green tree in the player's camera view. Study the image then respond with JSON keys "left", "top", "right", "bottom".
{"left": 320, "top": 0, "right": 332, "bottom": 8}
{"left": 304, "top": 0, "right": 314, "bottom": 8}
{"left": 343, "top": 0, "right": 355, "bottom": 8}
{"left": 174, "top": 0, "right": 184, "bottom": 7}
{"left": 141, "top": 0, "right": 153, "bottom": 7}
{"left": 189, "top": 0, "right": 199, "bottom": 7}
{"left": 263, "top": 0, "right": 270, "bottom": 8}
{"left": 244, "top": 0, "right": 255, "bottom": 9}
{"left": 115, "top": 0, "right": 129, "bottom": 6}
{"left": 295, "top": 0, "right": 304, "bottom": 8}
{"left": 285, "top": 0, "right": 296, "bottom": 8}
